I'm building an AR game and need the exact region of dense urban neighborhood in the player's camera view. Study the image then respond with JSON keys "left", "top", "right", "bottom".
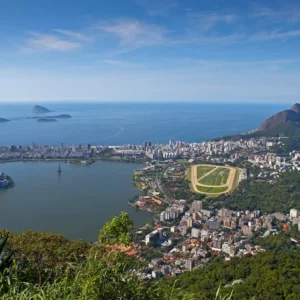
{"left": 2, "top": 135, "right": 300, "bottom": 283}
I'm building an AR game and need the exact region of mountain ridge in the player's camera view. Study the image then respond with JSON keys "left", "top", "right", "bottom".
{"left": 255, "top": 103, "right": 300, "bottom": 132}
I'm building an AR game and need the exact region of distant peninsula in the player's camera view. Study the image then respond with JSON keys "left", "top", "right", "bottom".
{"left": 32, "top": 105, "right": 52, "bottom": 113}
{"left": 0, "top": 118, "right": 9, "bottom": 122}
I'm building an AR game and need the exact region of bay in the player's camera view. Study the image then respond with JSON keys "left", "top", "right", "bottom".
{"left": 0, "top": 161, "right": 150, "bottom": 241}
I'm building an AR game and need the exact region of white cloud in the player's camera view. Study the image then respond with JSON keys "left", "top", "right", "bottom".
{"left": 26, "top": 32, "right": 82, "bottom": 51}
{"left": 98, "top": 59, "right": 143, "bottom": 67}
{"left": 187, "top": 13, "right": 237, "bottom": 33}
{"left": 54, "top": 29, "right": 92, "bottom": 42}
{"left": 251, "top": 30, "right": 300, "bottom": 41}
{"left": 96, "top": 19, "right": 167, "bottom": 47}
{"left": 253, "top": 6, "right": 300, "bottom": 23}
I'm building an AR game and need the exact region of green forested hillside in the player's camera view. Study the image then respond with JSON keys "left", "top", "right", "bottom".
{"left": 160, "top": 252, "right": 300, "bottom": 300}
{"left": 210, "top": 171, "right": 300, "bottom": 213}
{"left": 1, "top": 214, "right": 300, "bottom": 299}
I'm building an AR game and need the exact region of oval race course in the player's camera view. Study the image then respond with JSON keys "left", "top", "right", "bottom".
{"left": 189, "top": 164, "right": 241, "bottom": 196}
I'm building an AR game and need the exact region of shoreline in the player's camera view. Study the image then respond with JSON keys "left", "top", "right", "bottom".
{"left": 0, "top": 157, "right": 146, "bottom": 164}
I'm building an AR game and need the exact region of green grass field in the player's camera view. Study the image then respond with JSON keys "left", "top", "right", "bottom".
{"left": 199, "top": 167, "right": 228, "bottom": 186}
{"left": 231, "top": 168, "right": 240, "bottom": 192}
{"left": 186, "top": 167, "right": 192, "bottom": 181}
{"left": 196, "top": 185, "right": 228, "bottom": 193}
{"left": 196, "top": 166, "right": 215, "bottom": 179}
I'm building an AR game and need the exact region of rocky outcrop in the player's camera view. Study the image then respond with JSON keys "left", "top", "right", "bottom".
{"left": 32, "top": 105, "right": 52, "bottom": 113}
{"left": 256, "top": 103, "right": 300, "bottom": 132}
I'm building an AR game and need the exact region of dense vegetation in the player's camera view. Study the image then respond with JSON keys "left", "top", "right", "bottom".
{"left": 210, "top": 171, "right": 300, "bottom": 213}
{"left": 160, "top": 252, "right": 300, "bottom": 299}
{"left": 1, "top": 212, "right": 300, "bottom": 298}
{"left": 0, "top": 214, "right": 197, "bottom": 300}
{"left": 253, "top": 231, "right": 300, "bottom": 254}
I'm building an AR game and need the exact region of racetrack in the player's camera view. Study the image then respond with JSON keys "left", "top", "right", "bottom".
{"left": 189, "top": 164, "right": 240, "bottom": 196}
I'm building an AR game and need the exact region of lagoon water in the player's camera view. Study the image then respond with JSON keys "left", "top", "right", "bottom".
{"left": 0, "top": 161, "right": 149, "bottom": 241}
{"left": 0, "top": 102, "right": 290, "bottom": 240}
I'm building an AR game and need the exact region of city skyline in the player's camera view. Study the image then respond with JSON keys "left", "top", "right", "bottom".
{"left": 1, "top": 0, "right": 300, "bottom": 103}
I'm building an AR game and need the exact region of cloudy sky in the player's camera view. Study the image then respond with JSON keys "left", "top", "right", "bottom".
{"left": 0, "top": 0, "right": 300, "bottom": 103}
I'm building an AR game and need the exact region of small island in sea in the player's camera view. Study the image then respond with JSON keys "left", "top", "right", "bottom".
{"left": 0, "top": 172, "right": 14, "bottom": 189}
{"left": 37, "top": 118, "right": 57, "bottom": 122}
{"left": 32, "top": 105, "right": 52, "bottom": 113}
{"left": 29, "top": 114, "right": 71, "bottom": 119}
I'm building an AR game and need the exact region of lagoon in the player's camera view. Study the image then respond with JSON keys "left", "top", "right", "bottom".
{"left": 0, "top": 161, "right": 150, "bottom": 241}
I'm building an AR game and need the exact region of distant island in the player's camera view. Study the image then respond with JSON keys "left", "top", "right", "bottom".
{"left": 37, "top": 118, "right": 57, "bottom": 122}
{"left": 0, "top": 118, "right": 9, "bottom": 122}
{"left": 28, "top": 114, "right": 72, "bottom": 122}
{"left": 32, "top": 105, "right": 52, "bottom": 113}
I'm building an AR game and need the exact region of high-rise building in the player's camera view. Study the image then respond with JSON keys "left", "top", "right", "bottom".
{"left": 186, "top": 218, "right": 193, "bottom": 228}
{"left": 143, "top": 141, "right": 148, "bottom": 150}
{"left": 191, "top": 228, "right": 200, "bottom": 238}
{"left": 185, "top": 259, "right": 194, "bottom": 271}
{"left": 191, "top": 200, "right": 202, "bottom": 212}
{"left": 290, "top": 209, "right": 299, "bottom": 219}
{"left": 213, "top": 238, "right": 222, "bottom": 250}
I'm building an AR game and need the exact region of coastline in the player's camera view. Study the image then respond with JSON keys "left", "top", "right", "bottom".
{"left": 0, "top": 157, "right": 147, "bottom": 164}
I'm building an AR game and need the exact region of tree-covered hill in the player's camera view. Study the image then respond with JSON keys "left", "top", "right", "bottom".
{"left": 210, "top": 171, "right": 300, "bottom": 214}
{"left": 160, "top": 252, "right": 300, "bottom": 299}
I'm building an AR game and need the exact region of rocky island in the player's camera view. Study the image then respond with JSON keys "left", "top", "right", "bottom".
{"left": 0, "top": 118, "right": 9, "bottom": 122}
{"left": 37, "top": 118, "right": 57, "bottom": 122}
{"left": 28, "top": 114, "right": 71, "bottom": 119}
{"left": 32, "top": 105, "right": 52, "bottom": 113}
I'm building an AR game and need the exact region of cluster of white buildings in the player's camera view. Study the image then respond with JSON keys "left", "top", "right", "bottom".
{"left": 290, "top": 209, "right": 300, "bottom": 230}
{"left": 0, "top": 144, "right": 100, "bottom": 160}
{"left": 160, "top": 199, "right": 187, "bottom": 222}
{"left": 248, "top": 153, "right": 293, "bottom": 171}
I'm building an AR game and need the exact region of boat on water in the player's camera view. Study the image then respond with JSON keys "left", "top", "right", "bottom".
{"left": 57, "top": 165, "right": 62, "bottom": 173}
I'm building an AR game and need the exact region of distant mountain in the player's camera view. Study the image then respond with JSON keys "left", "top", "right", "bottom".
{"left": 0, "top": 118, "right": 9, "bottom": 122}
{"left": 32, "top": 105, "right": 52, "bottom": 113}
{"left": 255, "top": 103, "right": 300, "bottom": 132}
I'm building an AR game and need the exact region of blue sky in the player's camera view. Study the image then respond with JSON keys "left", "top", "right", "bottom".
{"left": 0, "top": 0, "right": 300, "bottom": 103}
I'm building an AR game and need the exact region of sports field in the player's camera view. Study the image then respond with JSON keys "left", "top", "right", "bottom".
{"left": 188, "top": 164, "right": 240, "bottom": 196}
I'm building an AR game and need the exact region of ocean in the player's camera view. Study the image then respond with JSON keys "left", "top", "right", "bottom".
{"left": 0, "top": 102, "right": 289, "bottom": 146}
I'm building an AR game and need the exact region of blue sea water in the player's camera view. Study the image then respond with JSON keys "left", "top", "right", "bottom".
{"left": 0, "top": 102, "right": 289, "bottom": 146}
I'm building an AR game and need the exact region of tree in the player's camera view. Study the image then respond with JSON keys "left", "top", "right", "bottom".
{"left": 2, "top": 230, "right": 89, "bottom": 284}
{"left": 98, "top": 212, "right": 133, "bottom": 245}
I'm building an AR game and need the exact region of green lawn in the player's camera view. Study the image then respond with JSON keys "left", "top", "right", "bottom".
{"left": 199, "top": 167, "right": 228, "bottom": 186}
{"left": 186, "top": 167, "right": 191, "bottom": 181}
{"left": 196, "top": 185, "right": 228, "bottom": 194}
{"left": 231, "top": 168, "right": 240, "bottom": 192}
{"left": 196, "top": 166, "right": 215, "bottom": 179}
